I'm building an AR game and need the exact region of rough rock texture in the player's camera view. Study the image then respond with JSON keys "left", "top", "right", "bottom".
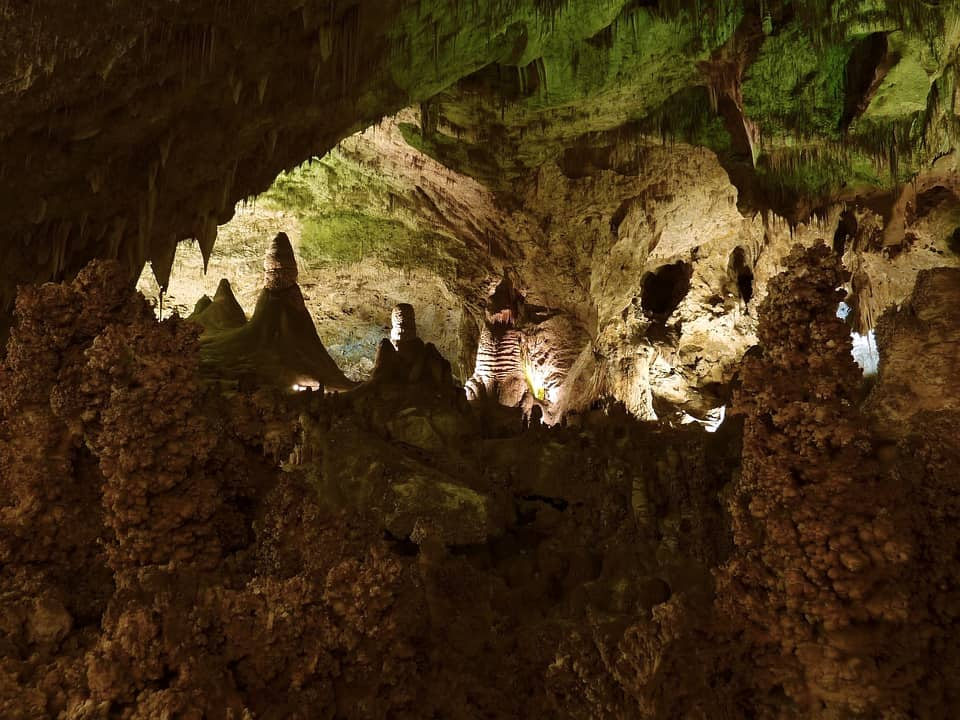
{"left": 1, "top": 0, "right": 649, "bottom": 323}
{"left": 2, "top": 2, "right": 960, "bottom": 717}
{"left": 263, "top": 232, "right": 300, "bottom": 291}
{"left": 715, "top": 244, "right": 959, "bottom": 717}
{"left": 865, "top": 267, "right": 960, "bottom": 432}
{"left": 5, "top": 2, "right": 960, "bottom": 361}
{"left": 1, "top": 264, "right": 746, "bottom": 718}
{"left": 137, "top": 191, "right": 481, "bottom": 382}
{"left": 150, "top": 115, "right": 955, "bottom": 419}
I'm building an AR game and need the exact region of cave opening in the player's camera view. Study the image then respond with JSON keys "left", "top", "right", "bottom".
{"left": 641, "top": 261, "right": 693, "bottom": 319}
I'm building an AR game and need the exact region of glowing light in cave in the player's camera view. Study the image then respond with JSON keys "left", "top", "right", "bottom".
{"left": 681, "top": 406, "right": 726, "bottom": 433}
{"left": 291, "top": 381, "right": 321, "bottom": 393}
{"left": 523, "top": 362, "right": 557, "bottom": 403}
{"left": 837, "top": 303, "right": 880, "bottom": 376}
{"left": 851, "top": 331, "right": 879, "bottom": 376}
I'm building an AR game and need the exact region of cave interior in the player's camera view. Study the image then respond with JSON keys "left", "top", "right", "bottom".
{"left": 1, "top": 1, "right": 959, "bottom": 718}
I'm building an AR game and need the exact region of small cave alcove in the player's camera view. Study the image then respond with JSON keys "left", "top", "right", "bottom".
{"left": 729, "top": 247, "right": 754, "bottom": 304}
{"left": 833, "top": 210, "right": 858, "bottom": 256}
{"left": 950, "top": 227, "right": 960, "bottom": 255}
{"left": 842, "top": 32, "right": 890, "bottom": 130}
{"left": 641, "top": 261, "right": 692, "bottom": 320}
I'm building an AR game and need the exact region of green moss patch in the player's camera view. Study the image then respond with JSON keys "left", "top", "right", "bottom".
{"left": 742, "top": 24, "right": 852, "bottom": 140}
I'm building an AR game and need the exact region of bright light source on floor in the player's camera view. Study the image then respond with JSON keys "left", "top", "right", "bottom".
{"left": 291, "top": 381, "right": 321, "bottom": 393}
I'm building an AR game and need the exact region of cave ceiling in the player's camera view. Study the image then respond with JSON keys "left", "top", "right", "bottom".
{"left": 3, "top": 0, "right": 960, "bottom": 328}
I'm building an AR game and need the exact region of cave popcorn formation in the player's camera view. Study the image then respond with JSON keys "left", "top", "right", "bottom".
{"left": 1, "top": 2, "right": 960, "bottom": 718}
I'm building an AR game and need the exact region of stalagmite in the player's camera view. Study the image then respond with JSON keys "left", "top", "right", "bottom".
{"left": 473, "top": 324, "right": 523, "bottom": 384}
{"left": 390, "top": 303, "right": 417, "bottom": 349}
{"left": 467, "top": 276, "right": 527, "bottom": 406}
{"left": 263, "top": 232, "right": 298, "bottom": 290}
{"left": 189, "top": 277, "right": 246, "bottom": 332}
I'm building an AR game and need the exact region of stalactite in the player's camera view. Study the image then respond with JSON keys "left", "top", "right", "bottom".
{"left": 31, "top": 198, "right": 47, "bottom": 225}
{"left": 150, "top": 235, "right": 178, "bottom": 292}
{"left": 196, "top": 214, "right": 218, "bottom": 272}
{"left": 257, "top": 74, "right": 269, "bottom": 104}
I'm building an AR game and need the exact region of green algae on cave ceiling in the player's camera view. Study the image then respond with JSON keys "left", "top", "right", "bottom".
{"left": 395, "top": 2, "right": 736, "bottom": 185}
{"left": 260, "top": 153, "right": 460, "bottom": 278}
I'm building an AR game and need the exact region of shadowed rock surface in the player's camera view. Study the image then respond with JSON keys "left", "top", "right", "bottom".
{"left": 188, "top": 278, "right": 248, "bottom": 333}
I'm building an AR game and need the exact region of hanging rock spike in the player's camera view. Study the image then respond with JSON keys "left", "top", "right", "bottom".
{"left": 150, "top": 236, "right": 178, "bottom": 291}
{"left": 197, "top": 214, "right": 218, "bottom": 272}
{"left": 258, "top": 75, "right": 269, "bottom": 103}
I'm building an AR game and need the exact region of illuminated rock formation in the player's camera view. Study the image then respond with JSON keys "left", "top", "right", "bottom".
{"left": 200, "top": 233, "right": 353, "bottom": 390}
{"left": 390, "top": 303, "right": 417, "bottom": 350}
{"left": 1, "top": 2, "right": 960, "bottom": 717}
{"left": 467, "top": 276, "right": 528, "bottom": 407}
{"left": 263, "top": 232, "right": 299, "bottom": 291}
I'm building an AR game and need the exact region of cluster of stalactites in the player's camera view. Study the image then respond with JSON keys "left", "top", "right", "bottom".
{"left": 390, "top": 303, "right": 417, "bottom": 349}
{"left": 263, "top": 232, "right": 298, "bottom": 290}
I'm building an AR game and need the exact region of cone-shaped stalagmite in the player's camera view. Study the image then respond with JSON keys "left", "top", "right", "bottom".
{"left": 360, "top": 302, "right": 455, "bottom": 389}
{"left": 263, "top": 231, "right": 298, "bottom": 290}
{"left": 189, "top": 279, "right": 247, "bottom": 334}
{"left": 199, "top": 233, "right": 353, "bottom": 390}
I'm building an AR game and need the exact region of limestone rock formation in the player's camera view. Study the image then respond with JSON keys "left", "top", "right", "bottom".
{"left": 200, "top": 233, "right": 353, "bottom": 390}
{"left": 263, "top": 232, "right": 299, "bottom": 291}
{"left": 390, "top": 303, "right": 417, "bottom": 350}
{"left": 188, "top": 278, "right": 247, "bottom": 334}
{"left": 715, "top": 244, "right": 958, "bottom": 716}
{"left": 2, "top": 2, "right": 960, "bottom": 718}
{"left": 467, "top": 276, "right": 530, "bottom": 408}
{"left": 865, "top": 267, "right": 960, "bottom": 432}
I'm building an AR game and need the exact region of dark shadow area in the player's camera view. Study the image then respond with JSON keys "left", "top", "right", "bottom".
{"left": 834, "top": 209, "right": 858, "bottom": 255}
{"left": 730, "top": 247, "right": 754, "bottom": 304}
{"left": 642, "top": 261, "right": 693, "bottom": 319}
{"left": 843, "top": 33, "right": 890, "bottom": 130}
